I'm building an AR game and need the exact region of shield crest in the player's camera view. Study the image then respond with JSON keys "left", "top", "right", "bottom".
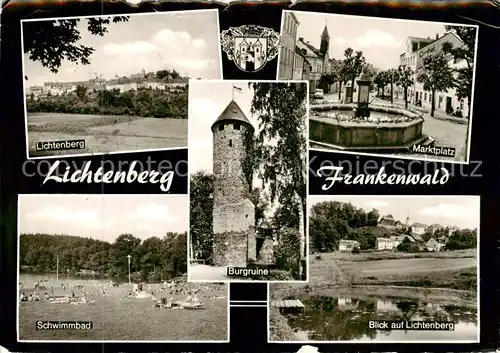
{"left": 233, "top": 36, "right": 268, "bottom": 72}
{"left": 220, "top": 25, "right": 281, "bottom": 73}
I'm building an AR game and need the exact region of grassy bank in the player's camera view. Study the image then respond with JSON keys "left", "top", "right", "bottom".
{"left": 269, "top": 307, "right": 296, "bottom": 341}
{"left": 311, "top": 250, "right": 477, "bottom": 291}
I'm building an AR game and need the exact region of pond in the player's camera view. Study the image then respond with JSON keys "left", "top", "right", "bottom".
{"left": 284, "top": 295, "right": 478, "bottom": 342}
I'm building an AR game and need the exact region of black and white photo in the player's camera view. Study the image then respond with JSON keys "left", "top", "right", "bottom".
{"left": 21, "top": 10, "right": 222, "bottom": 159}
{"left": 278, "top": 11, "right": 478, "bottom": 164}
{"left": 17, "top": 195, "right": 228, "bottom": 342}
{"left": 269, "top": 195, "right": 479, "bottom": 343}
{"left": 188, "top": 80, "right": 308, "bottom": 282}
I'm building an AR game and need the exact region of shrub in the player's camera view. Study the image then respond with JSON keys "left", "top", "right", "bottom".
{"left": 275, "top": 227, "right": 301, "bottom": 278}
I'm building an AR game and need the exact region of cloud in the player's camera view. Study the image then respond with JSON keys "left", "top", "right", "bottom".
{"left": 364, "top": 200, "right": 388, "bottom": 208}
{"left": 163, "top": 58, "right": 213, "bottom": 70}
{"left": 356, "top": 30, "right": 402, "bottom": 48}
{"left": 100, "top": 28, "right": 214, "bottom": 77}
{"left": 103, "top": 41, "right": 156, "bottom": 56}
{"left": 335, "top": 37, "right": 347, "bottom": 46}
{"left": 126, "top": 204, "right": 176, "bottom": 224}
{"left": 418, "top": 203, "right": 477, "bottom": 221}
{"left": 25, "top": 207, "right": 113, "bottom": 229}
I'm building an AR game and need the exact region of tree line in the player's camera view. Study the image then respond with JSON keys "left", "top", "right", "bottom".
{"left": 319, "top": 25, "right": 476, "bottom": 119}
{"left": 309, "top": 201, "right": 477, "bottom": 253}
{"left": 27, "top": 86, "right": 188, "bottom": 119}
{"left": 20, "top": 232, "right": 187, "bottom": 282}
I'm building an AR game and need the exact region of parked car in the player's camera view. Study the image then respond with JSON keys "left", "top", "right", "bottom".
{"left": 313, "top": 89, "right": 324, "bottom": 99}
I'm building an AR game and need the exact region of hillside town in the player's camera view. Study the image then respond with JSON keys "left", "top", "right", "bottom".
{"left": 279, "top": 11, "right": 475, "bottom": 120}
{"left": 338, "top": 214, "right": 474, "bottom": 253}
{"left": 26, "top": 69, "right": 189, "bottom": 99}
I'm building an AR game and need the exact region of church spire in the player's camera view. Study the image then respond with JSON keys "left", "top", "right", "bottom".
{"left": 321, "top": 19, "right": 329, "bottom": 38}
{"left": 320, "top": 19, "right": 330, "bottom": 56}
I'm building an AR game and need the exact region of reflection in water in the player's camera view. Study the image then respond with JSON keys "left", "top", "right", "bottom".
{"left": 284, "top": 295, "right": 478, "bottom": 342}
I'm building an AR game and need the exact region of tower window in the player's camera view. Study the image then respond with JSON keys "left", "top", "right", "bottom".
{"left": 234, "top": 123, "right": 240, "bottom": 130}
{"left": 218, "top": 124, "right": 224, "bottom": 131}
{"left": 229, "top": 139, "right": 233, "bottom": 147}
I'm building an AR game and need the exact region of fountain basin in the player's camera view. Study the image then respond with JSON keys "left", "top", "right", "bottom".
{"left": 309, "top": 103, "right": 427, "bottom": 151}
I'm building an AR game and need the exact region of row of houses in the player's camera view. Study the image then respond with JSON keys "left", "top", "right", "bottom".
{"left": 378, "top": 214, "right": 459, "bottom": 236}
{"left": 338, "top": 235, "right": 445, "bottom": 253}
{"left": 279, "top": 12, "right": 340, "bottom": 91}
{"left": 279, "top": 12, "right": 472, "bottom": 118}
{"left": 398, "top": 31, "right": 471, "bottom": 118}
{"left": 27, "top": 72, "right": 188, "bottom": 98}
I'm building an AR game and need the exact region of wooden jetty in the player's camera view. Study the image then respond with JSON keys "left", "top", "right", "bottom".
{"left": 270, "top": 299, "right": 305, "bottom": 314}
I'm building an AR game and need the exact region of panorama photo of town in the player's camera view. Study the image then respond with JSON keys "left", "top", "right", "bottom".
{"left": 22, "top": 10, "right": 222, "bottom": 158}
{"left": 269, "top": 195, "right": 479, "bottom": 343}
{"left": 278, "top": 11, "right": 478, "bottom": 163}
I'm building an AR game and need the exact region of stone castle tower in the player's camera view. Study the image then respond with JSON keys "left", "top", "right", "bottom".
{"left": 211, "top": 100, "right": 257, "bottom": 267}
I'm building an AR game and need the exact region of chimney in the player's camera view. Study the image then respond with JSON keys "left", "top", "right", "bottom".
{"left": 427, "top": 36, "right": 430, "bottom": 39}
{"left": 299, "top": 37, "right": 304, "bottom": 41}
{"left": 435, "top": 33, "right": 439, "bottom": 40}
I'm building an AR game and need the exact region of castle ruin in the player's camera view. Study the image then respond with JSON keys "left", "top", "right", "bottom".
{"left": 211, "top": 100, "right": 257, "bottom": 267}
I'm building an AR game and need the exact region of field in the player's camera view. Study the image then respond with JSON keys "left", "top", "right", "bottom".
{"left": 27, "top": 113, "right": 188, "bottom": 157}
{"left": 271, "top": 249, "right": 477, "bottom": 302}
{"left": 18, "top": 276, "right": 228, "bottom": 341}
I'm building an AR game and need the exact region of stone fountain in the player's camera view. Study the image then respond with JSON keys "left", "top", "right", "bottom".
{"left": 309, "top": 64, "right": 432, "bottom": 153}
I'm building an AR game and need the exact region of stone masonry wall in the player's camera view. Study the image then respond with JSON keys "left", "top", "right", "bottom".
{"left": 213, "top": 231, "right": 249, "bottom": 267}
{"left": 257, "top": 238, "right": 275, "bottom": 264}
{"left": 212, "top": 122, "right": 256, "bottom": 266}
{"left": 213, "top": 123, "right": 251, "bottom": 207}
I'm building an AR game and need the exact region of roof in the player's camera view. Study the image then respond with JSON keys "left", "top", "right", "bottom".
{"left": 321, "top": 24, "right": 329, "bottom": 38}
{"left": 412, "top": 223, "right": 428, "bottom": 228}
{"left": 296, "top": 38, "right": 323, "bottom": 58}
{"left": 382, "top": 214, "right": 395, "bottom": 220}
{"left": 411, "top": 233, "right": 424, "bottom": 242}
{"left": 211, "top": 100, "right": 254, "bottom": 132}
{"left": 408, "top": 36, "right": 434, "bottom": 43}
{"left": 428, "top": 224, "right": 444, "bottom": 228}
{"left": 339, "top": 239, "right": 359, "bottom": 244}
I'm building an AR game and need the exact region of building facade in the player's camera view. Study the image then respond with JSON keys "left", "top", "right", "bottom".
{"left": 338, "top": 239, "right": 360, "bottom": 251}
{"left": 399, "top": 31, "right": 471, "bottom": 118}
{"left": 279, "top": 11, "right": 300, "bottom": 80}
{"left": 294, "top": 23, "right": 331, "bottom": 91}
{"left": 211, "top": 100, "right": 257, "bottom": 267}
{"left": 412, "top": 222, "right": 428, "bottom": 235}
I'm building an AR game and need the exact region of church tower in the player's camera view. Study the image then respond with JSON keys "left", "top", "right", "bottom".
{"left": 320, "top": 21, "right": 330, "bottom": 57}
{"left": 406, "top": 214, "right": 411, "bottom": 228}
{"left": 211, "top": 100, "right": 256, "bottom": 267}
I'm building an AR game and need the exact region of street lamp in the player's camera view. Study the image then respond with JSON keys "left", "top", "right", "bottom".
{"left": 127, "top": 255, "right": 132, "bottom": 284}
{"left": 355, "top": 64, "right": 372, "bottom": 118}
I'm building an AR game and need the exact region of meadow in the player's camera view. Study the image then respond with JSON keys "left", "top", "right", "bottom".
{"left": 26, "top": 113, "right": 188, "bottom": 157}
{"left": 18, "top": 275, "right": 228, "bottom": 341}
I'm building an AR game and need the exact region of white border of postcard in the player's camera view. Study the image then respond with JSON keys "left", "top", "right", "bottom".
{"left": 277, "top": 10, "right": 479, "bottom": 166}
{"left": 186, "top": 79, "right": 310, "bottom": 284}
{"left": 21, "top": 9, "right": 223, "bottom": 160}
{"left": 267, "top": 194, "right": 480, "bottom": 344}
{"left": 16, "top": 194, "right": 230, "bottom": 343}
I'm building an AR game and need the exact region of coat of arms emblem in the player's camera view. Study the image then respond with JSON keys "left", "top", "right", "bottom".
{"left": 220, "top": 25, "right": 281, "bottom": 73}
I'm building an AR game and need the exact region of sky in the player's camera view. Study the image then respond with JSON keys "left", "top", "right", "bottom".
{"left": 309, "top": 195, "right": 480, "bottom": 229}
{"left": 18, "top": 195, "right": 188, "bottom": 242}
{"left": 288, "top": 11, "right": 450, "bottom": 70}
{"left": 189, "top": 81, "right": 257, "bottom": 174}
{"left": 23, "top": 10, "right": 222, "bottom": 87}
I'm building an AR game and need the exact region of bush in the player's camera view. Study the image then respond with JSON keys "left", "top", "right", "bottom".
{"left": 275, "top": 227, "right": 301, "bottom": 278}
{"left": 352, "top": 247, "right": 360, "bottom": 254}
